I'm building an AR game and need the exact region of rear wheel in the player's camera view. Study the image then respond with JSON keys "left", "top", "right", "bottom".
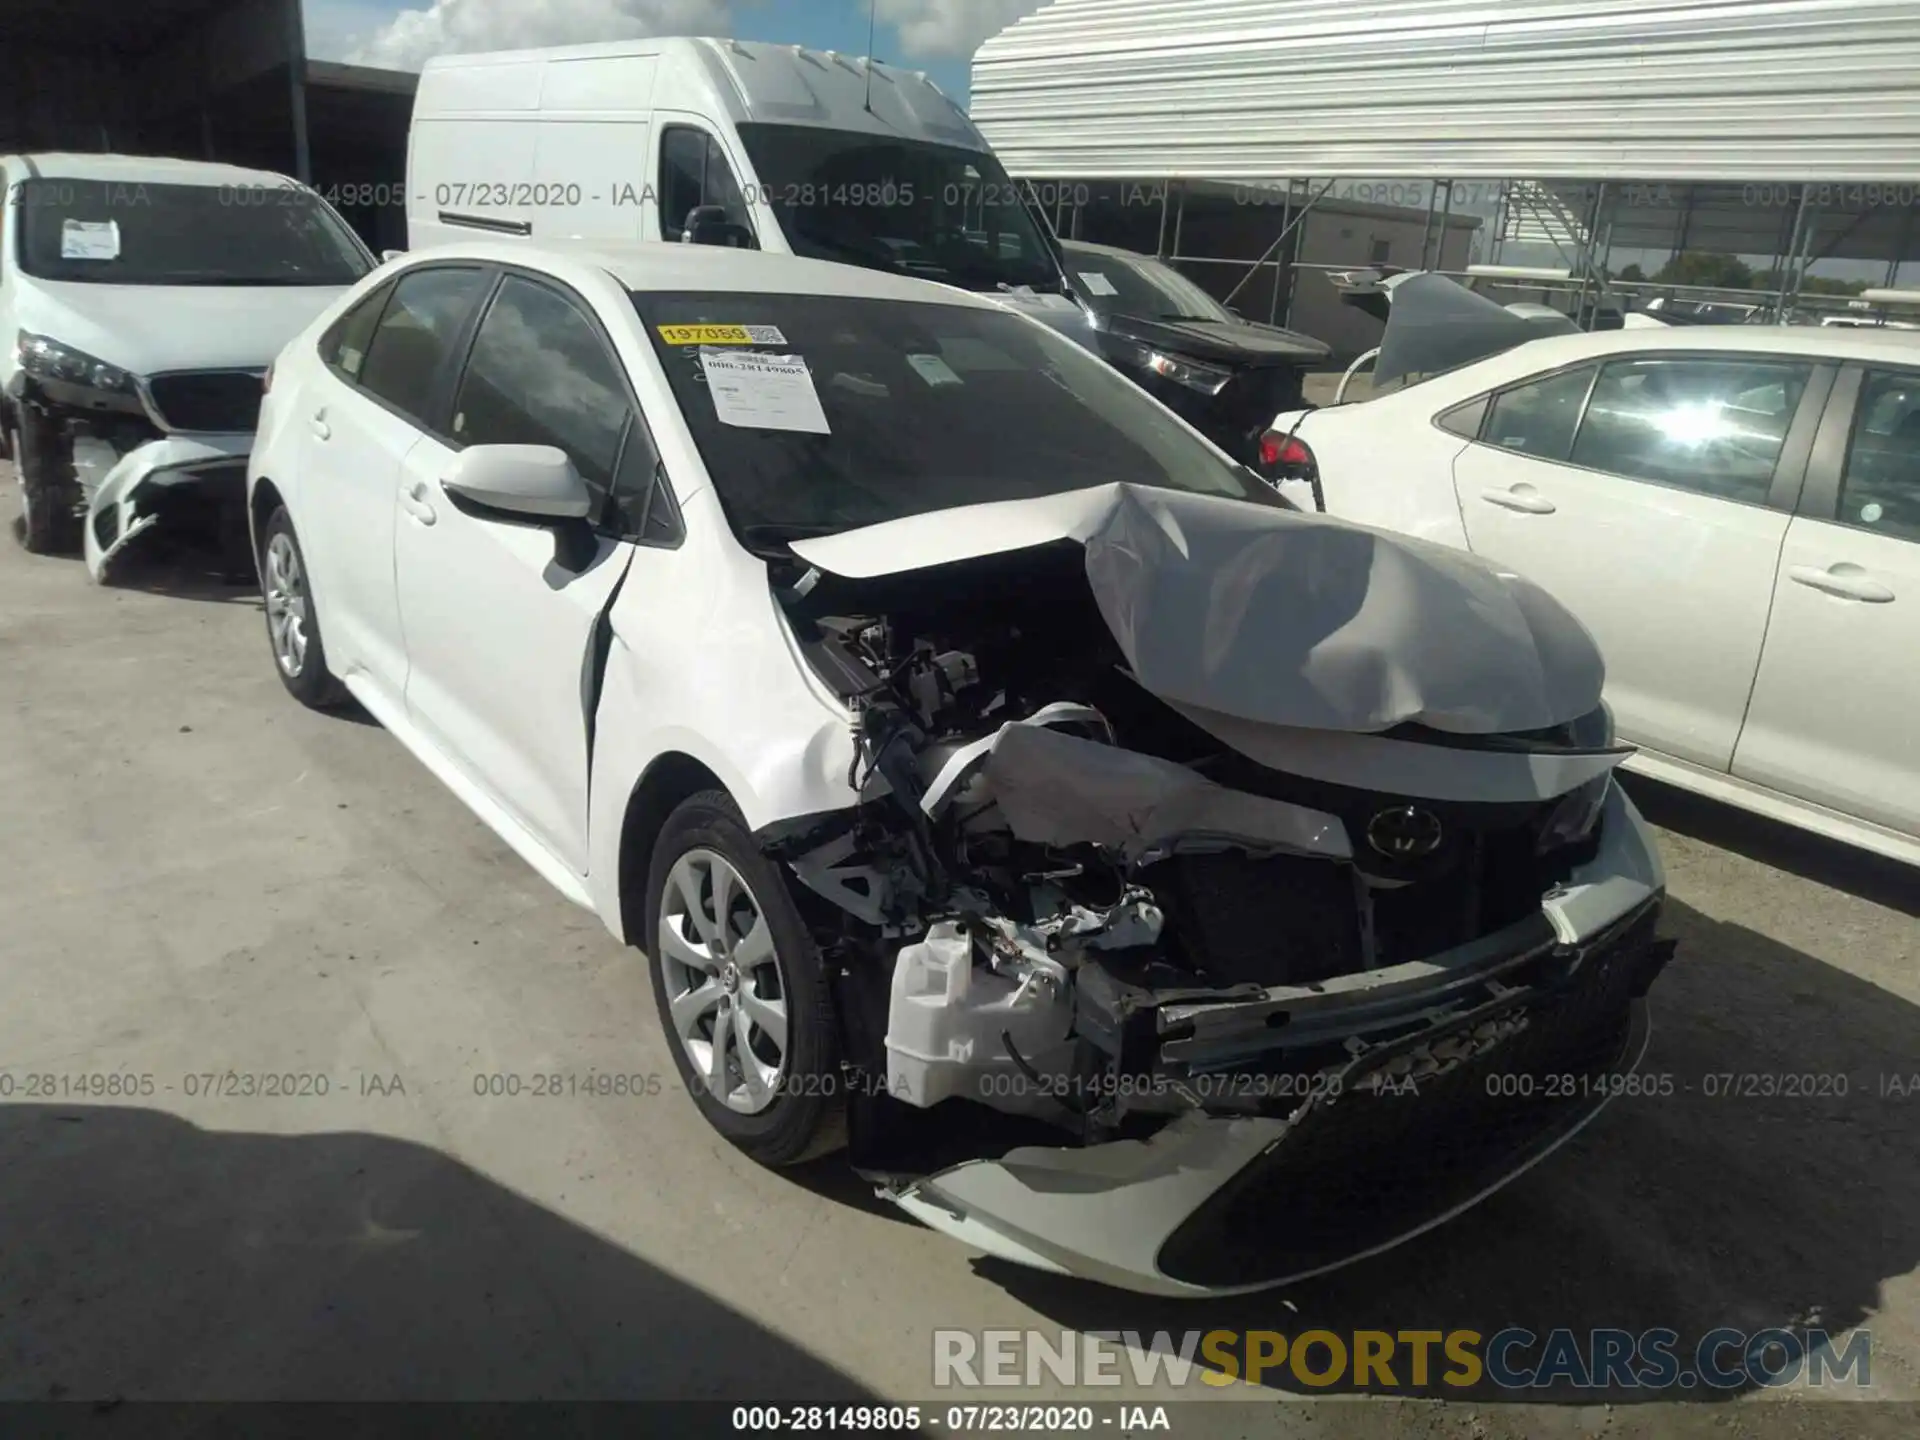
{"left": 260, "top": 506, "right": 348, "bottom": 709}
{"left": 645, "top": 790, "right": 844, "bottom": 1165}
{"left": 13, "top": 404, "right": 81, "bottom": 555}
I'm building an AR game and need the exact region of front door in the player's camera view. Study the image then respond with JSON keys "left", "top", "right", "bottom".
{"left": 392, "top": 273, "right": 646, "bottom": 874}
{"left": 1734, "top": 365, "right": 1920, "bottom": 838}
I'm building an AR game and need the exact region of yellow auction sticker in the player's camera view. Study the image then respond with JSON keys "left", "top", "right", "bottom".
{"left": 657, "top": 323, "right": 786, "bottom": 345}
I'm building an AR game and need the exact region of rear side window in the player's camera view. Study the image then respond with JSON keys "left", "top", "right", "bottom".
{"left": 358, "top": 267, "right": 490, "bottom": 428}
{"left": 1839, "top": 369, "right": 1920, "bottom": 542}
{"left": 450, "top": 274, "right": 633, "bottom": 507}
{"left": 1570, "top": 357, "right": 1812, "bottom": 503}
{"left": 1484, "top": 366, "right": 1594, "bottom": 460}
{"left": 318, "top": 281, "right": 393, "bottom": 382}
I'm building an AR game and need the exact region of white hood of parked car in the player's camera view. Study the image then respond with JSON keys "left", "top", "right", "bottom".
{"left": 790, "top": 483, "right": 1608, "bottom": 737}
{"left": 13, "top": 279, "right": 352, "bottom": 376}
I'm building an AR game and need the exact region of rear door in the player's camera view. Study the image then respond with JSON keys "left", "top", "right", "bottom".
{"left": 1450, "top": 352, "right": 1831, "bottom": 770}
{"left": 301, "top": 265, "right": 491, "bottom": 703}
{"left": 1732, "top": 364, "right": 1920, "bottom": 838}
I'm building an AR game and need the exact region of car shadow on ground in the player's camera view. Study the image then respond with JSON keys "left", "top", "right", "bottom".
{"left": 1620, "top": 773, "right": 1919, "bottom": 917}
{"left": 88, "top": 532, "right": 263, "bottom": 607}
{"left": 981, "top": 895, "right": 1917, "bottom": 1405}
{"left": 0, "top": 1105, "right": 878, "bottom": 1404}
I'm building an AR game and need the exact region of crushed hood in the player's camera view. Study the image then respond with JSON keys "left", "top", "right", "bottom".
{"left": 789, "top": 484, "right": 1605, "bottom": 736}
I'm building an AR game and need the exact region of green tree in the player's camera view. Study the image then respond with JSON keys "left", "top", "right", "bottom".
{"left": 1653, "top": 252, "right": 1755, "bottom": 289}
{"left": 1617, "top": 263, "right": 1647, "bottom": 283}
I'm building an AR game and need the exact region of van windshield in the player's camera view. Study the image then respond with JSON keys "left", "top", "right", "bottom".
{"left": 734, "top": 124, "right": 1064, "bottom": 294}
{"left": 14, "top": 179, "right": 372, "bottom": 286}
{"left": 634, "top": 290, "right": 1277, "bottom": 547}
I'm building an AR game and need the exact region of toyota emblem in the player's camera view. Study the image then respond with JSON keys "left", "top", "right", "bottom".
{"left": 1366, "top": 805, "right": 1444, "bottom": 859}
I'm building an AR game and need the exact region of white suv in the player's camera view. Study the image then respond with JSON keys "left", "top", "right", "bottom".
{"left": 1, "top": 152, "right": 372, "bottom": 576}
{"left": 247, "top": 238, "right": 1673, "bottom": 1297}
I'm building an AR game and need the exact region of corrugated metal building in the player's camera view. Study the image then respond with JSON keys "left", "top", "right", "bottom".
{"left": 972, "top": 0, "right": 1920, "bottom": 334}
{"left": 972, "top": 0, "right": 1920, "bottom": 180}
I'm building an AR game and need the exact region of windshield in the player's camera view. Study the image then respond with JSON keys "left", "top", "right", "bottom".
{"left": 1066, "top": 248, "right": 1232, "bottom": 322}
{"left": 15, "top": 179, "right": 372, "bottom": 286}
{"left": 635, "top": 291, "right": 1277, "bottom": 544}
{"left": 733, "top": 124, "right": 1064, "bottom": 294}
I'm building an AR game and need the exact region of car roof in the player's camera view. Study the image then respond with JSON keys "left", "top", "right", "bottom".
{"left": 392, "top": 238, "right": 1009, "bottom": 310}
{"left": 1483, "top": 320, "right": 1920, "bottom": 372}
{"left": 0, "top": 152, "right": 298, "bottom": 188}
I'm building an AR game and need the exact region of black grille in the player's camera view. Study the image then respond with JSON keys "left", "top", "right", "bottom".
{"left": 145, "top": 371, "right": 264, "bottom": 433}
{"left": 1155, "top": 911, "right": 1669, "bottom": 1287}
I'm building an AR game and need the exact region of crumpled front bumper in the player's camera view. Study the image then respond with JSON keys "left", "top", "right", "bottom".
{"left": 879, "top": 782, "right": 1674, "bottom": 1296}
{"left": 82, "top": 433, "right": 253, "bottom": 582}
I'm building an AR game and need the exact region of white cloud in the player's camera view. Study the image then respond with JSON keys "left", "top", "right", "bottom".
{"left": 875, "top": 0, "right": 1047, "bottom": 59}
{"left": 347, "top": 0, "right": 736, "bottom": 72}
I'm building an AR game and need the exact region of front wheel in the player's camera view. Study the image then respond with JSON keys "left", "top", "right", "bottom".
{"left": 13, "top": 404, "right": 81, "bottom": 555}
{"left": 259, "top": 506, "right": 348, "bottom": 709}
{"left": 645, "top": 790, "right": 844, "bottom": 1165}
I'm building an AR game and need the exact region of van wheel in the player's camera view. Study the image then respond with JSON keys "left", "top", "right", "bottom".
{"left": 645, "top": 790, "right": 845, "bottom": 1166}
{"left": 260, "top": 506, "right": 348, "bottom": 709}
{"left": 13, "top": 405, "right": 81, "bottom": 555}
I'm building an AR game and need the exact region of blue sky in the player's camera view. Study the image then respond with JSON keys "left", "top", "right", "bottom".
{"left": 302, "top": 0, "right": 1039, "bottom": 104}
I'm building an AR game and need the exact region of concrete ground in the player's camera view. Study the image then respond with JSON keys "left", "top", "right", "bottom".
{"left": 1, "top": 466, "right": 1916, "bottom": 1438}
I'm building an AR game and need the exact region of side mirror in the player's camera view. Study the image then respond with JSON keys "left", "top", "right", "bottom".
{"left": 680, "top": 204, "right": 755, "bottom": 248}
{"left": 441, "top": 444, "right": 592, "bottom": 521}
{"left": 380, "top": 248, "right": 406, "bottom": 263}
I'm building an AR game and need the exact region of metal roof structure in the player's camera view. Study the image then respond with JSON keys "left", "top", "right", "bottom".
{"left": 970, "top": 0, "right": 1920, "bottom": 182}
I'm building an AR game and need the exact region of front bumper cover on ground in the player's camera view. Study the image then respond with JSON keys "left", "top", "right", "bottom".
{"left": 82, "top": 433, "right": 252, "bottom": 582}
{"left": 879, "top": 786, "right": 1673, "bottom": 1297}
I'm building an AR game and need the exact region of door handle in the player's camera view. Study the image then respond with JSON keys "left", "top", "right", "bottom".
{"left": 308, "top": 411, "right": 330, "bottom": 441}
{"left": 1480, "top": 486, "right": 1557, "bottom": 515}
{"left": 400, "top": 480, "right": 437, "bottom": 527}
{"left": 1788, "top": 563, "right": 1894, "bottom": 603}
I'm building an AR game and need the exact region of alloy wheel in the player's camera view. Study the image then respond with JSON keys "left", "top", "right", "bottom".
{"left": 657, "top": 848, "right": 790, "bottom": 1114}
{"left": 264, "top": 532, "right": 310, "bottom": 677}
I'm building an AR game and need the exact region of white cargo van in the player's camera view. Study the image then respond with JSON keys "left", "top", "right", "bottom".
{"left": 406, "top": 37, "right": 1091, "bottom": 341}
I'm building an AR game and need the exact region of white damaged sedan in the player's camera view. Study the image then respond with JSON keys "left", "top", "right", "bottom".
{"left": 248, "top": 240, "right": 1675, "bottom": 1297}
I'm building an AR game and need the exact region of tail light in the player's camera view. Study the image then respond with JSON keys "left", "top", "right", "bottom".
{"left": 1258, "top": 429, "right": 1315, "bottom": 477}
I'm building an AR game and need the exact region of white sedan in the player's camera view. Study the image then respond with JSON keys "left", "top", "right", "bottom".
{"left": 247, "top": 239, "right": 1675, "bottom": 1296}
{"left": 1266, "top": 305, "right": 1920, "bottom": 868}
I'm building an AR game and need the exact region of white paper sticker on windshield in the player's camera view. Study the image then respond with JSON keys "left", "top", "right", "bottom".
{"left": 700, "top": 349, "right": 829, "bottom": 433}
{"left": 1078, "top": 270, "right": 1118, "bottom": 297}
{"left": 907, "top": 353, "right": 963, "bottom": 388}
{"left": 61, "top": 219, "right": 121, "bottom": 261}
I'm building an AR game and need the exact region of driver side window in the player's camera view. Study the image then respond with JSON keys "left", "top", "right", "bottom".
{"left": 658, "top": 126, "right": 756, "bottom": 245}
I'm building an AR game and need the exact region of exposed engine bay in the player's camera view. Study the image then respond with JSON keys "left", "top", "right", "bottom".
{"left": 749, "top": 485, "right": 1674, "bottom": 1293}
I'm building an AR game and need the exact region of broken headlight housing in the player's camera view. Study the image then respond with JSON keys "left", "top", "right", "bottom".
{"left": 17, "top": 331, "right": 136, "bottom": 398}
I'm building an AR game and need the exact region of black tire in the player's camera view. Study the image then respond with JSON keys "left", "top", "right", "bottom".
{"left": 13, "top": 403, "right": 81, "bottom": 555}
{"left": 645, "top": 789, "right": 845, "bottom": 1166}
{"left": 259, "top": 505, "right": 349, "bottom": 710}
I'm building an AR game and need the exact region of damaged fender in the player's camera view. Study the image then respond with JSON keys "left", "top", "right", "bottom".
{"left": 83, "top": 433, "right": 253, "bottom": 582}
